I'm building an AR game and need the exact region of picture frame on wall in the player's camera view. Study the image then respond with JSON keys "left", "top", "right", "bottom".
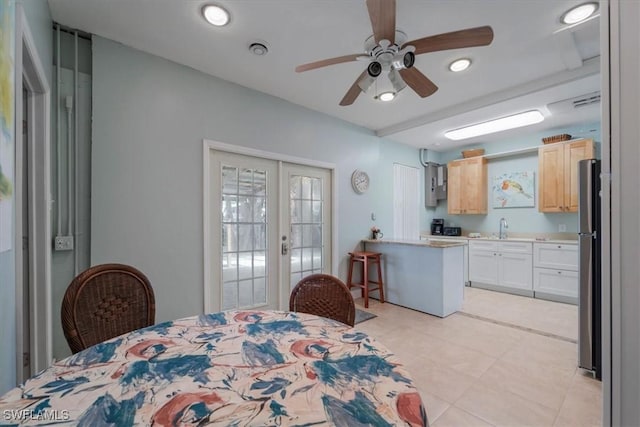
{"left": 492, "top": 171, "right": 535, "bottom": 208}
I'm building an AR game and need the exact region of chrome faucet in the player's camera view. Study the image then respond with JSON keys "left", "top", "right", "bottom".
{"left": 499, "top": 217, "right": 508, "bottom": 239}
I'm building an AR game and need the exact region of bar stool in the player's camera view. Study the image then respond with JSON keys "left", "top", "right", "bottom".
{"left": 346, "top": 251, "right": 385, "bottom": 309}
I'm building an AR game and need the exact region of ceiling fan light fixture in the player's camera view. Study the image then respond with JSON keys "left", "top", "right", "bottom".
{"left": 449, "top": 58, "right": 471, "bottom": 72}
{"left": 444, "top": 110, "right": 545, "bottom": 140}
{"left": 367, "top": 61, "right": 382, "bottom": 77}
{"left": 561, "top": 2, "right": 598, "bottom": 24}
{"left": 202, "top": 4, "right": 230, "bottom": 27}
{"left": 377, "top": 91, "right": 396, "bottom": 102}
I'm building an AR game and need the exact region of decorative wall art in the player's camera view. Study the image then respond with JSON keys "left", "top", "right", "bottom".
{"left": 492, "top": 171, "right": 535, "bottom": 208}
{"left": 0, "top": 0, "right": 15, "bottom": 253}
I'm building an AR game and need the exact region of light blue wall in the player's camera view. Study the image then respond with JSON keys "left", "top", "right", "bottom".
{"left": 88, "top": 36, "right": 426, "bottom": 356}
{"left": 425, "top": 123, "right": 600, "bottom": 235}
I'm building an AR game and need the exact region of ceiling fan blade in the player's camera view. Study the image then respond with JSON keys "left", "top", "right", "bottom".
{"left": 366, "top": 0, "right": 396, "bottom": 44}
{"left": 398, "top": 67, "right": 438, "bottom": 98}
{"left": 295, "top": 54, "right": 362, "bottom": 73}
{"left": 340, "top": 71, "right": 368, "bottom": 106}
{"left": 404, "top": 26, "right": 494, "bottom": 55}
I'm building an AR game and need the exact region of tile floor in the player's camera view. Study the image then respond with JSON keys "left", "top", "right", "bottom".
{"left": 354, "top": 287, "right": 602, "bottom": 427}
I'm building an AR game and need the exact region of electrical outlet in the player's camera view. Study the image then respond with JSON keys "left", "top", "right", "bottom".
{"left": 54, "top": 236, "right": 74, "bottom": 251}
{"left": 558, "top": 224, "right": 567, "bottom": 232}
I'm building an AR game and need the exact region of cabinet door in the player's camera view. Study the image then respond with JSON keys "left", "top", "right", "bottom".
{"left": 469, "top": 250, "right": 498, "bottom": 285}
{"left": 463, "top": 157, "right": 488, "bottom": 214}
{"left": 533, "top": 267, "right": 579, "bottom": 299}
{"left": 499, "top": 253, "right": 533, "bottom": 290}
{"left": 538, "top": 143, "right": 565, "bottom": 212}
{"left": 447, "top": 161, "right": 463, "bottom": 214}
{"left": 564, "top": 140, "right": 595, "bottom": 212}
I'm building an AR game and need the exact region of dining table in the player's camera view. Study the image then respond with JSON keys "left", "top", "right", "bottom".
{"left": 0, "top": 310, "right": 428, "bottom": 426}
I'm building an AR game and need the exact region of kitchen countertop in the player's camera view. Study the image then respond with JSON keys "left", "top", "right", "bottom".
{"left": 363, "top": 238, "right": 466, "bottom": 248}
{"left": 419, "top": 234, "right": 578, "bottom": 245}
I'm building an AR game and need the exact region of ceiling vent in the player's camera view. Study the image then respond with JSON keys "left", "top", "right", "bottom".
{"left": 547, "top": 91, "right": 601, "bottom": 114}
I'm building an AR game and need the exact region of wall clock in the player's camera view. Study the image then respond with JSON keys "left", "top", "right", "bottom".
{"left": 351, "top": 169, "right": 370, "bottom": 194}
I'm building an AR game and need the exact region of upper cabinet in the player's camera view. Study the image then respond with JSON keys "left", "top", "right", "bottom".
{"left": 538, "top": 139, "right": 594, "bottom": 213}
{"left": 447, "top": 157, "right": 487, "bottom": 215}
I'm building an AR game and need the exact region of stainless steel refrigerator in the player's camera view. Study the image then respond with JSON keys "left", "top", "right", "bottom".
{"left": 578, "top": 158, "right": 601, "bottom": 379}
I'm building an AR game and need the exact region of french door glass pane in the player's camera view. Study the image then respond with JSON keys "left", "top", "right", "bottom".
{"left": 290, "top": 174, "right": 324, "bottom": 288}
{"left": 221, "top": 165, "right": 269, "bottom": 309}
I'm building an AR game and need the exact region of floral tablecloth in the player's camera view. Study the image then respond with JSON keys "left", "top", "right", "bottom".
{"left": 0, "top": 310, "right": 428, "bottom": 426}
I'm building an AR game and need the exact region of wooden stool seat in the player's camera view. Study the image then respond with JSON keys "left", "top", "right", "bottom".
{"left": 347, "top": 251, "right": 385, "bottom": 308}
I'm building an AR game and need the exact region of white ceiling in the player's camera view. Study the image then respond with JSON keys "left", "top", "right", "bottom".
{"left": 47, "top": 0, "right": 602, "bottom": 151}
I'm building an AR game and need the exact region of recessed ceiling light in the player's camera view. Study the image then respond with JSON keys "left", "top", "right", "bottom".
{"left": 202, "top": 4, "right": 230, "bottom": 27}
{"left": 444, "top": 110, "right": 545, "bottom": 140}
{"left": 449, "top": 58, "right": 471, "bottom": 72}
{"left": 377, "top": 92, "right": 396, "bottom": 102}
{"left": 561, "top": 2, "right": 598, "bottom": 25}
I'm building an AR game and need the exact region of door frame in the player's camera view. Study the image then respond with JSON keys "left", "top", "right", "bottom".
{"left": 14, "top": 5, "right": 53, "bottom": 380}
{"left": 202, "top": 139, "right": 337, "bottom": 313}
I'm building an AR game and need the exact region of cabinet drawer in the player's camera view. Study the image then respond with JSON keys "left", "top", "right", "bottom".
{"left": 469, "top": 240, "right": 498, "bottom": 251}
{"left": 498, "top": 241, "right": 532, "bottom": 254}
{"left": 533, "top": 267, "right": 578, "bottom": 298}
{"left": 533, "top": 243, "right": 578, "bottom": 270}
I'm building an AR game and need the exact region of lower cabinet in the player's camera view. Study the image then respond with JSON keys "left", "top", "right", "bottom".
{"left": 469, "top": 241, "right": 533, "bottom": 296}
{"left": 533, "top": 243, "right": 579, "bottom": 304}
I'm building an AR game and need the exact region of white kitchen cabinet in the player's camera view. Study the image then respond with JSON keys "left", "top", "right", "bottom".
{"left": 533, "top": 243, "right": 578, "bottom": 270}
{"left": 499, "top": 252, "right": 534, "bottom": 290}
{"left": 533, "top": 242, "right": 578, "bottom": 304}
{"left": 469, "top": 245, "right": 498, "bottom": 284}
{"left": 469, "top": 240, "right": 533, "bottom": 296}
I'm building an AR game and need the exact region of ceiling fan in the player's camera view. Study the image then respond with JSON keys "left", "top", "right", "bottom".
{"left": 295, "top": 0, "right": 494, "bottom": 106}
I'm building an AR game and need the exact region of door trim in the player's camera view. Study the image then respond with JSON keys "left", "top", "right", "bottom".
{"left": 15, "top": 5, "right": 53, "bottom": 379}
{"left": 202, "top": 140, "right": 337, "bottom": 313}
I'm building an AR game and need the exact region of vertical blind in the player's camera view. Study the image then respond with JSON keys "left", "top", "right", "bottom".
{"left": 393, "top": 164, "right": 420, "bottom": 239}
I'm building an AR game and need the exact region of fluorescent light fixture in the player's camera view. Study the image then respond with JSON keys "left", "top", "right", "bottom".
{"left": 377, "top": 91, "right": 396, "bottom": 102}
{"left": 449, "top": 58, "right": 471, "bottom": 72}
{"left": 444, "top": 110, "right": 544, "bottom": 140}
{"left": 561, "top": 2, "right": 598, "bottom": 24}
{"left": 202, "top": 4, "right": 230, "bottom": 26}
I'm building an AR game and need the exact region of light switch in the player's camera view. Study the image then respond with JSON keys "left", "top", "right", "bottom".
{"left": 371, "top": 213, "right": 376, "bottom": 221}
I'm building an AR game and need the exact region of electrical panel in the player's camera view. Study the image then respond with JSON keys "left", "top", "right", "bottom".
{"left": 425, "top": 162, "right": 447, "bottom": 207}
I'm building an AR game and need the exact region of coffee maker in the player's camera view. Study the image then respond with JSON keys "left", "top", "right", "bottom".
{"left": 431, "top": 218, "right": 444, "bottom": 235}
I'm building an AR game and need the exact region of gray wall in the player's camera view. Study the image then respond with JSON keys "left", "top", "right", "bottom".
{"left": 425, "top": 123, "right": 600, "bottom": 235}
{"left": 49, "top": 31, "right": 93, "bottom": 361}
{"left": 612, "top": 1, "right": 640, "bottom": 425}
{"left": 83, "top": 36, "right": 426, "bottom": 359}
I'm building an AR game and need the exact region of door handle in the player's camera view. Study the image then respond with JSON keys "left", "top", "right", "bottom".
{"left": 281, "top": 242, "right": 289, "bottom": 255}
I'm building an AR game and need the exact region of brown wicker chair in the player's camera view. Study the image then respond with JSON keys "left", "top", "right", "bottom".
{"left": 289, "top": 274, "right": 355, "bottom": 326}
{"left": 61, "top": 263, "right": 155, "bottom": 354}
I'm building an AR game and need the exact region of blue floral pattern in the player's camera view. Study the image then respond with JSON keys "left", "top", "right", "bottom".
{"left": 0, "top": 311, "right": 428, "bottom": 426}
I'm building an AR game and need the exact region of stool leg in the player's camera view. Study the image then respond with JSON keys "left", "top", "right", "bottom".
{"left": 347, "top": 255, "right": 354, "bottom": 289}
{"left": 377, "top": 257, "right": 385, "bottom": 304}
{"left": 363, "top": 257, "right": 369, "bottom": 308}
{"left": 358, "top": 259, "right": 364, "bottom": 298}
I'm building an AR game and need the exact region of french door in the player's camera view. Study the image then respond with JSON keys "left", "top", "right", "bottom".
{"left": 281, "top": 164, "right": 332, "bottom": 297}
{"left": 207, "top": 149, "right": 332, "bottom": 312}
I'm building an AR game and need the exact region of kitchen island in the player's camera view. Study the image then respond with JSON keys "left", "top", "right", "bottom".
{"left": 363, "top": 239, "right": 465, "bottom": 317}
